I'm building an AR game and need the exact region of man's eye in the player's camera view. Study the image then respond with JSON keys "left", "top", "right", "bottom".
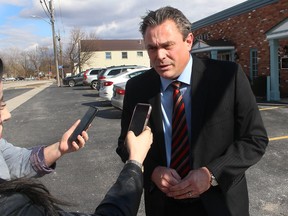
{"left": 0, "top": 102, "right": 6, "bottom": 110}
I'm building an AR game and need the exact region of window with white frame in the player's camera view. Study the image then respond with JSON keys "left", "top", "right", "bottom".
{"left": 106, "top": 52, "right": 111, "bottom": 59}
{"left": 250, "top": 48, "right": 258, "bottom": 81}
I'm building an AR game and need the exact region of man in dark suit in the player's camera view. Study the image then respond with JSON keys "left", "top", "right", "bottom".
{"left": 116, "top": 6, "right": 268, "bottom": 216}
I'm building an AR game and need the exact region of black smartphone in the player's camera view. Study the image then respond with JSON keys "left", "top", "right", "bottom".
{"left": 128, "top": 103, "right": 152, "bottom": 136}
{"left": 68, "top": 106, "right": 98, "bottom": 144}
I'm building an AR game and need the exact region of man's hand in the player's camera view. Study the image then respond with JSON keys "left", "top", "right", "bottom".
{"left": 151, "top": 166, "right": 181, "bottom": 194}
{"left": 166, "top": 167, "right": 211, "bottom": 199}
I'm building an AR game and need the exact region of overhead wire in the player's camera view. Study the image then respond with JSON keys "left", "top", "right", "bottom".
{"left": 39, "top": 0, "right": 51, "bottom": 21}
{"left": 57, "top": 0, "right": 66, "bottom": 35}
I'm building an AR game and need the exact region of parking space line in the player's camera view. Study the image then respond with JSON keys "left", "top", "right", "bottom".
{"left": 259, "top": 107, "right": 280, "bottom": 111}
{"left": 269, "top": 135, "right": 288, "bottom": 141}
{"left": 6, "top": 82, "right": 53, "bottom": 112}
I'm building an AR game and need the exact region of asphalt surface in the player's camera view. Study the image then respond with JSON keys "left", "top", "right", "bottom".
{"left": 3, "top": 81, "right": 288, "bottom": 216}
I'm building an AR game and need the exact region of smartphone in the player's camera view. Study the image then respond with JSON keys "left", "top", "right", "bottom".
{"left": 128, "top": 103, "right": 152, "bottom": 136}
{"left": 68, "top": 106, "right": 98, "bottom": 144}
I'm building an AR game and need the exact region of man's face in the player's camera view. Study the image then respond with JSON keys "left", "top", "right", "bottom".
{"left": 144, "top": 19, "right": 193, "bottom": 80}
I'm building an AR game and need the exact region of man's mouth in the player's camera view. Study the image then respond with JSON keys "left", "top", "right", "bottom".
{"left": 157, "top": 64, "right": 171, "bottom": 71}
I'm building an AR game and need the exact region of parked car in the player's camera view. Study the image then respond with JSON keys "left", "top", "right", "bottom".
{"left": 99, "top": 67, "right": 150, "bottom": 101}
{"left": 96, "top": 65, "right": 146, "bottom": 91}
{"left": 111, "top": 82, "right": 126, "bottom": 110}
{"left": 83, "top": 68, "right": 105, "bottom": 90}
{"left": 4, "top": 77, "right": 16, "bottom": 81}
{"left": 62, "top": 72, "right": 84, "bottom": 87}
{"left": 15, "top": 76, "right": 25, "bottom": 81}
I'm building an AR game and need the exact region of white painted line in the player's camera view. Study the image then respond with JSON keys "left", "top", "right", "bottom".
{"left": 6, "top": 82, "right": 53, "bottom": 112}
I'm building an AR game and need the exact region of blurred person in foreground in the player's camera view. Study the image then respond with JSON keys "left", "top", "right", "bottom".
{"left": 0, "top": 57, "right": 153, "bottom": 215}
{"left": 116, "top": 6, "right": 268, "bottom": 216}
{"left": 0, "top": 58, "right": 88, "bottom": 181}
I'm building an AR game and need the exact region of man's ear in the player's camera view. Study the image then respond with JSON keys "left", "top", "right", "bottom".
{"left": 185, "top": 33, "right": 194, "bottom": 51}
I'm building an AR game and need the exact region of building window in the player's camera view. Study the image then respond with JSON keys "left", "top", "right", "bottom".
{"left": 137, "top": 51, "right": 143, "bottom": 57}
{"left": 122, "top": 52, "right": 128, "bottom": 59}
{"left": 250, "top": 48, "right": 258, "bottom": 80}
{"left": 106, "top": 52, "right": 111, "bottom": 59}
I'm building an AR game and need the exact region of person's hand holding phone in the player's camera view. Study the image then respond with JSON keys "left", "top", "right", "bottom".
{"left": 43, "top": 106, "right": 98, "bottom": 167}
{"left": 59, "top": 119, "right": 89, "bottom": 154}
{"left": 126, "top": 127, "right": 153, "bottom": 165}
{"left": 43, "top": 119, "right": 89, "bottom": 167}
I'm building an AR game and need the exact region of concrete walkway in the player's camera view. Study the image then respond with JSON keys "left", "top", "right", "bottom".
{"left": 4, "top": 80, "right": 54, "bottom": 112}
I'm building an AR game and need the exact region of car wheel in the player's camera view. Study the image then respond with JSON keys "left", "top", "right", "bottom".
{"left": 69, "top": 80, "right": 75, "bottom": 87}
{"left": 91, "top": 80, "right": 98, "bottom": 90}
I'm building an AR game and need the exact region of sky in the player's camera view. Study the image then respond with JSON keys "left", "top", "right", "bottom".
{"left": 0, "top": 0, "right": 248, "bottom": 51}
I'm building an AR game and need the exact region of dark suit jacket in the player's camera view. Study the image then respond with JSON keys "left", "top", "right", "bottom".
{"left": 116, "top": 56, "right": 268, "bottom": 216}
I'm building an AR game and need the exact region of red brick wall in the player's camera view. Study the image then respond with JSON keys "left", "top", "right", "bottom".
{"left": 193, "top": 0, "right": 288, "bottom": 96}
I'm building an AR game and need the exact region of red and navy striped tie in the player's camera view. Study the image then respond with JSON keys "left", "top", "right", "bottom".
{"left": 170, "top": 81, "right": 190, "bottom": 178}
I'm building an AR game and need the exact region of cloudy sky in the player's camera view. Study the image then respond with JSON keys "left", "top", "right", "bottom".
{"left": 0, "top": 0, "right": 247, "bottom": 51}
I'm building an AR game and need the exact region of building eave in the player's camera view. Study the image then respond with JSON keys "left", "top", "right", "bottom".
{"left": 192, "top": 0, "right": 278, "bottom": 30}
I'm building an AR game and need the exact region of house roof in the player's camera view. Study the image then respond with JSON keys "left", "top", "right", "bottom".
{"left": 192, "top": 0, "right": 278, "bottom": 30}
{"left": 80, "top": 39, "right": 146, "bottom": 52}
{"left": 191, "top": 39, "right": 235, "bottom": 53}
{"left": 266, "top": 18, "right": 288, "bottom": 40}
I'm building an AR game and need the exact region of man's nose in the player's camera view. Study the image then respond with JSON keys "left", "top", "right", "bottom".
{"left": 156, "top": 48, "right": 166, "bottom": 60}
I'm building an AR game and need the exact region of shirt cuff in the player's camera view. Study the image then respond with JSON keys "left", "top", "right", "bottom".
{"left": 30, "top": 146, "right": 56, "bottom": 176}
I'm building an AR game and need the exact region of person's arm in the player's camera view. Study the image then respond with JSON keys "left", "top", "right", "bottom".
{"left": 206, "top": 64, "right": 268, "bottom": 192}
{"left": 96, "top": 128, "right": 152, "bottom": 216}
{"left": 0, "top": 138, "right": 42, "bottom": 179}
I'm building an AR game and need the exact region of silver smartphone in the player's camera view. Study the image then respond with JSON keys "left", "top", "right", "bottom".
{"left": 128, "top": 103, "right": 152, "bottom": 136}
{"left": 68, "top": 106, "right": 98, "bottom": 144}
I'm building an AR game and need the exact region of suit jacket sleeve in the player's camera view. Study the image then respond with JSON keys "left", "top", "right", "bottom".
{"left": 95, "top": 163, "right": 143, "bottom": 216}
{"left": 203, "top": 62, "right": 269, "bottom": 192}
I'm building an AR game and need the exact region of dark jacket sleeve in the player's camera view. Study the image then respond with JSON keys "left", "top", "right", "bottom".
{"left": 95, "top": 163, "right": 143, "bottom": 216}
{"left": 0, "top": 163, "right": 143, "bottom": 216}
{"left": 204, "top": 62, "right": 269, "bottom": 192}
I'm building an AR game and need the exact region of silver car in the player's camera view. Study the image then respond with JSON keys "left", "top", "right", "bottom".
{"left": 111, "top": 82, "right": 126, "bottom": 110}
{"left": 96, "top": 65, "right": 146, "bottom": 90}
{"left": 83, "top": 68, "right": 105, "bottom": 89}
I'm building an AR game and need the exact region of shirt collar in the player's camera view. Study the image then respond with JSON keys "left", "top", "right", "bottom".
{"left": 161, "top": 55, "right": 193, "bottom": 91}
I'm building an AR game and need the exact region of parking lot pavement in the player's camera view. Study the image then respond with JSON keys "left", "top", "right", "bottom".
{"left": 248, "top": 105, "right": 288, "bottom": 216}
{"left": 5, "top": 80, "right": 53, "bottom": 112}
{"left": 3, "top": 83, "right": 288, "bottom": 216}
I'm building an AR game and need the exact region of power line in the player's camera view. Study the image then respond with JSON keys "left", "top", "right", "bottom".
{"left": 39, "top": 0, "right": 51, "bottom": 20}
{"left": 56, "top": 0, "right": 66, "bottom": 35}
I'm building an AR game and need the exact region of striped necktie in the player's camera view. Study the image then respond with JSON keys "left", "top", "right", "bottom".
{"left": 170, "top": 81, "right": 190, "bottom": 178}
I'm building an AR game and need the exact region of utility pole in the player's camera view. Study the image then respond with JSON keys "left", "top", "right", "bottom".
{"left": 49, "top": 0, "right": 61, "bottom": 87}
{"left": 57, "top": 33, "right": 64, "bottom": 80}
{"left": 78, "top": 40, "right": 81, "bottom": 73}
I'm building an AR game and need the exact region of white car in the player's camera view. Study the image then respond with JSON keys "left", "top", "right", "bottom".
{"left": 99, "top": 67, "right": 150, "bottom": 101}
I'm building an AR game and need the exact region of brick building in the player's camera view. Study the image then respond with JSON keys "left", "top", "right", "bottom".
{"left": 191, "top": 0, "right": 288, "bottom": 100}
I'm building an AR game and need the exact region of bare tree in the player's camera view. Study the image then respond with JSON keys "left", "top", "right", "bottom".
{"left": 64, "top": 27, "right": 98, "bottom": 74}
{"left": 0, "top": 46, "right": 55, "bottom": 79}
{"left": 2, "top": 48, "right": 24, "bottom": 78}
